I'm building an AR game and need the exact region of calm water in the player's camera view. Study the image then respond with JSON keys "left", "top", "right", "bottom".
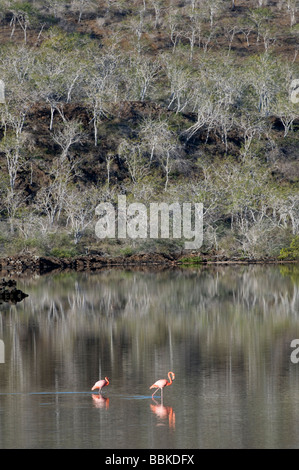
{"left": 0, "top": 264, "right": 299, "bottom": 449}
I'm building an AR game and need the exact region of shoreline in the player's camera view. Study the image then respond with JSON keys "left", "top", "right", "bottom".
{"left": 0, "top": 253, "right": 297, "bottom": 277}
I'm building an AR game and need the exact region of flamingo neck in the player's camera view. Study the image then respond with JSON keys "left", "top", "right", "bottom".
{"left": 167, "top": 372, "right": 174, "bottom": 385}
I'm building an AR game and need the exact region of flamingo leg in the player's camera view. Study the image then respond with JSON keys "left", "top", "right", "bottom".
{"left": 152, "top": 387, "right": 160, "bottom": 398}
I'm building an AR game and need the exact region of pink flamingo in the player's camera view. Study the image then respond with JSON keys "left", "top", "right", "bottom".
{"left": 91, "top": 377, "right": 110, "bottom": 393}
{"left": 150, "top": 371, "right": 175, "bottom": 399}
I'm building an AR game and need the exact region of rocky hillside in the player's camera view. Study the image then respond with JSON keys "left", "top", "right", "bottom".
{"left": 0, "top": 0, "right": 298, "bottom": 261}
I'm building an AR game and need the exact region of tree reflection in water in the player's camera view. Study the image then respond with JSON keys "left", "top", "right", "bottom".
{"left": 1, "top": 265, "right": 299, "bottom": 448}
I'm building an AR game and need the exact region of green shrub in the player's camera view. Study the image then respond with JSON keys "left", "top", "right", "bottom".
{"left": 179, "top": 256, "right": 202, "bottom": 265}
{"left": 50, "top": 247, "right": 78, "bottom": 258}
{"left": 119, "top": 246, "right": 134, "bottom": 257}
{"left": 279, "top": 236, "right": 299, "bottom": 260}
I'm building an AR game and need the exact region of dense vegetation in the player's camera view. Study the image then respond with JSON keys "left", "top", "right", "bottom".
{"left": 0, "top": 0, "right": 298, "bottom": 260}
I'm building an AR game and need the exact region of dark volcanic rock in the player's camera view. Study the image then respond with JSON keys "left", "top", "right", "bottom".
{"left": 0, "top": 278, "right": 28, "bottom": 305}
{"left": 0, "top": 252, "right": 291, "bottom": 279}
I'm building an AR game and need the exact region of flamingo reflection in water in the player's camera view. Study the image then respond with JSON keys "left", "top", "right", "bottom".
{"left": 150, "top": 398, "right": 175, "bottom": 429}
{"left": 92, "top": 394, "right": 110, "bottom": 409}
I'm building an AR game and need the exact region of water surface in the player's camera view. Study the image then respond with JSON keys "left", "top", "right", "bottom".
{"left": 0, "top": 264, "right": 299, "bottom": 449}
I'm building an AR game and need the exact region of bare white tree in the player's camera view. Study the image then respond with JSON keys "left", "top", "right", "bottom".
{"left": 71, "top": 0, "right": 98, "bottom": 23}
{"left": 105, "top": 152, "right": 114, "bottom": 188}
{"left": 84, "top": 52, "right": 119, "bottom": 146}
{"left": 139, "top": 119, "right": 182, "bottom": 191}
{"left": 7, "top": 3, "right": 34, "bottom": 43}
{"left": 35, "top": 151, "right": 81, "bottom": 227}
{"left": 149, "top": 0, "right": 164, "bottom": 29}
{"left": 65, "top": 187, "right": 98, "bottom": 243}
{"left": 247, "top": 7, "right": 272, "bottom": 44}
{"left": 285, "top": 0, "right": 298, "bottom": 27}
{"left": 273, "top": 98, "right": 298, "bottom": 137}
{"left": 166, "top": 11, "right": 182, "bottom": 53}
{"left": 118, "top": 138, "right": 150, "bottom": 185}
{"left": 52, "top": 119, "right": 85, "bottom": 160}
{"left": 0, "top": 134, "right": 23, "bottom": 192}
{"left": 163, "top": 59, "right": 192, "bottom": 113}
{"left": 130, "top": 56, "right": 160, "bottom": 101}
